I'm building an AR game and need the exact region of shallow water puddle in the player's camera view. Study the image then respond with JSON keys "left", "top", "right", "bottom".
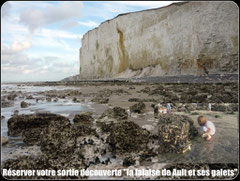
{"left": 1, "top": 84, "right": 97, "bottom": 162}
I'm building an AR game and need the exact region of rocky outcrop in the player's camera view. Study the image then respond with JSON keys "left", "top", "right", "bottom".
{"left": 123, "top": 156, "right": 136, "bottom": 167}
{"left": 7, "top": 113, "right": 70, "bottom": 145}
{"left": 211, "top": 103, "right": 233, "bottom": 112}
{"left": 157, "top": 114, "right": 198, "bottom": 154}
{"left": 106, "top": 121, "right": 150, "bottom": 154}
{"left": 99, "top": 107, "right": 128, "bottom": 121}
{"left": 75, "top": 135, "right": 107, "bottom": 167}
{"left": 130, "top": 102, "right": 146, "bottom": 113}
{"left": 1, "top": 101, "right": 14, "bottom": 108}
{"left": 40, "top": 119, "right": 76, "bottom": 159}
{"left": 80, "top": 2, "right": 238, "bottom": 79}
{"left": 7, "top": 93, "right": 17, "bottom": 100}
{"left": 96, "top": 107, "right": 128, "bottom": 133}
{"left": 73, "top": 112, "right": 94, "bottom": 125}
{"left": 20, "top": 101, "right": 30, "bottom": 108}
{"left": 91, "top": 97, "right": 109, "bottom": 104}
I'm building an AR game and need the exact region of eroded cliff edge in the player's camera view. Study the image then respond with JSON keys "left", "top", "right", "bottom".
{"left": 79, "top": 2, "right": 238, "bottom": 80}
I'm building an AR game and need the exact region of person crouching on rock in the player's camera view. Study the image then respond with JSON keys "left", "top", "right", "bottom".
{"left": 166, "top": 103, "right": 172, "bottom": 113}
{"left": 153, "top": 103, "right": 167, "bottom": 118}
{"left": 197, "top": 116, "right": 216, "bottom": 141}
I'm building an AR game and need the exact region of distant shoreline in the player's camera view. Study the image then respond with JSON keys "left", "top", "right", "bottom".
{"left": 2, "top": 73, "right": 238, "bottom": 85}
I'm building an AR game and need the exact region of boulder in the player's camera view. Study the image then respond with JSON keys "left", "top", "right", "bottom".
{"left": 106, "top": 121, "right": 150, "bottom": 154}
{"left": 123, "top": 156, "right": 136, "bottom": 167}
{"left": 1, "top": 95, "right": 7, "bottom": 101}
{"left": 157, "top": 114, "right": 198, "bottom": 154}
{"left": 22, "top": 129, "right": 43, "bottom": 145}
{"left": 72, "top": 124, "right": 98, "bottom": 137}
{"left": 129, "top": 86, "right": 135, "bottom": 90}
{"left": 211, "top": 104, "right": 232, "bottom": 112}
{"left": 185, "top": 104, "right": 197, "bottom": 112}
{"left": 1, "top": 101, "right": 14, "bottom": 108}
{"left": 73, "top": 112, "right": 94, "bottom": 125}
{"left": 130, "top": 102, "right": 146, "bottom": 113}
{"left": 96, "top": 119, "right": 117, "bottom": 133}
{"left": 26, "top": 95, "right": 34, "bottom": 99}
{"left": 75, "top": 135, "right": 107, "bottom": 167}
{"left": 46, "top": 97, "right": 51, "bottom": 102}
{"left": 148, "top": 85, "right": 167, "bottom": 96}
{"left": 7, "top": 113, "right": 70, "bottom": 146}
{"left": 13, "top": 110, "right": 19, "bottom": 115}
{"left": 36, "top": 98, "right": 45, "bottom": 103}
{"left": 97, "top": 107, "right": 128, "bottom": 133}
{"left": 99, "top": 107, "right": 128, "bottom": 120}
{"left": 128, "top": 98, "right": 142, "bottom": 102}
{"left": 196, "top": 103, "right": 209, "bottom": 111}
{"left": 91, "top": 97, "right": 109, "bottom": 104}
{"left": 177, "top": 104, "right": 186, "bottom": 112}
{"left": 191, "top": 94, "right": 208, "bottom": 103}
{"left": 179, "top": 94, "right": 192, "bottom": 103}
{"left": 20, "top": 101, "right": 30, "bottom": 108}
{"left": 72, "top": 97, "right": 80, "bottom": 103}
{"left": 40, "top": 119, "right": 76, "bottom": 159}
{"left": 229, "top": 103, "right": 238, "bottom": 112}
{"left": 138, "top": 87, "right": 151, "bottom": 94}
{"left": 7, "top": 94, "right": 17, "bottom": 101}
{"left": 176, "top": 103, "right": 197, "bottom": 112}
{"left": 139, "top": 150, "right": 158, "bottom": 162}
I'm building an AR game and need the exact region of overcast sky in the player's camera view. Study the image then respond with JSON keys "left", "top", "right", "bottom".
{"left": 1, "top": 1, "right": 178, "bottom": 82}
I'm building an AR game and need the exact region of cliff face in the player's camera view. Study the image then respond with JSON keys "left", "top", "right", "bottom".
{"left": 79, "top": 2, "right": 238, "bottom": 79}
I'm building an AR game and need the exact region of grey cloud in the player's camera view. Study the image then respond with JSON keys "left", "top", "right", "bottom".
{"left": 19, "top": 2, "right": 83, "bottom": 32}
{"left": 1, "top": 41, "right": 32, "bottom": 55}
{"left": 20, "top": 8, "right": 45, "bottom": 32}
{"left": 1, "top": 41, "right": 32, "bottom": 66}
{"left": 1, "top": 44, "right": 78, "bottom": 82}
{"left": 1, "top": 52, "right": 30, "bottom": 66}
{"left": 44, "top": 2, "right": 83, "bottom": 24}
{"left": 1, "top": 43, "right": 39, "bottom": 74}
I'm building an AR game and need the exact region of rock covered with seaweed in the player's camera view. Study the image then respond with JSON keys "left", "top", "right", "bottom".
{"left": 157, "top": 114, "right": 198, "bottom": 154}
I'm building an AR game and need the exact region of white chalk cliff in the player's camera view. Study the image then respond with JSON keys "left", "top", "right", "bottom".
{"left": 79, "top": 2, "right": 238, "bottom": 79}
